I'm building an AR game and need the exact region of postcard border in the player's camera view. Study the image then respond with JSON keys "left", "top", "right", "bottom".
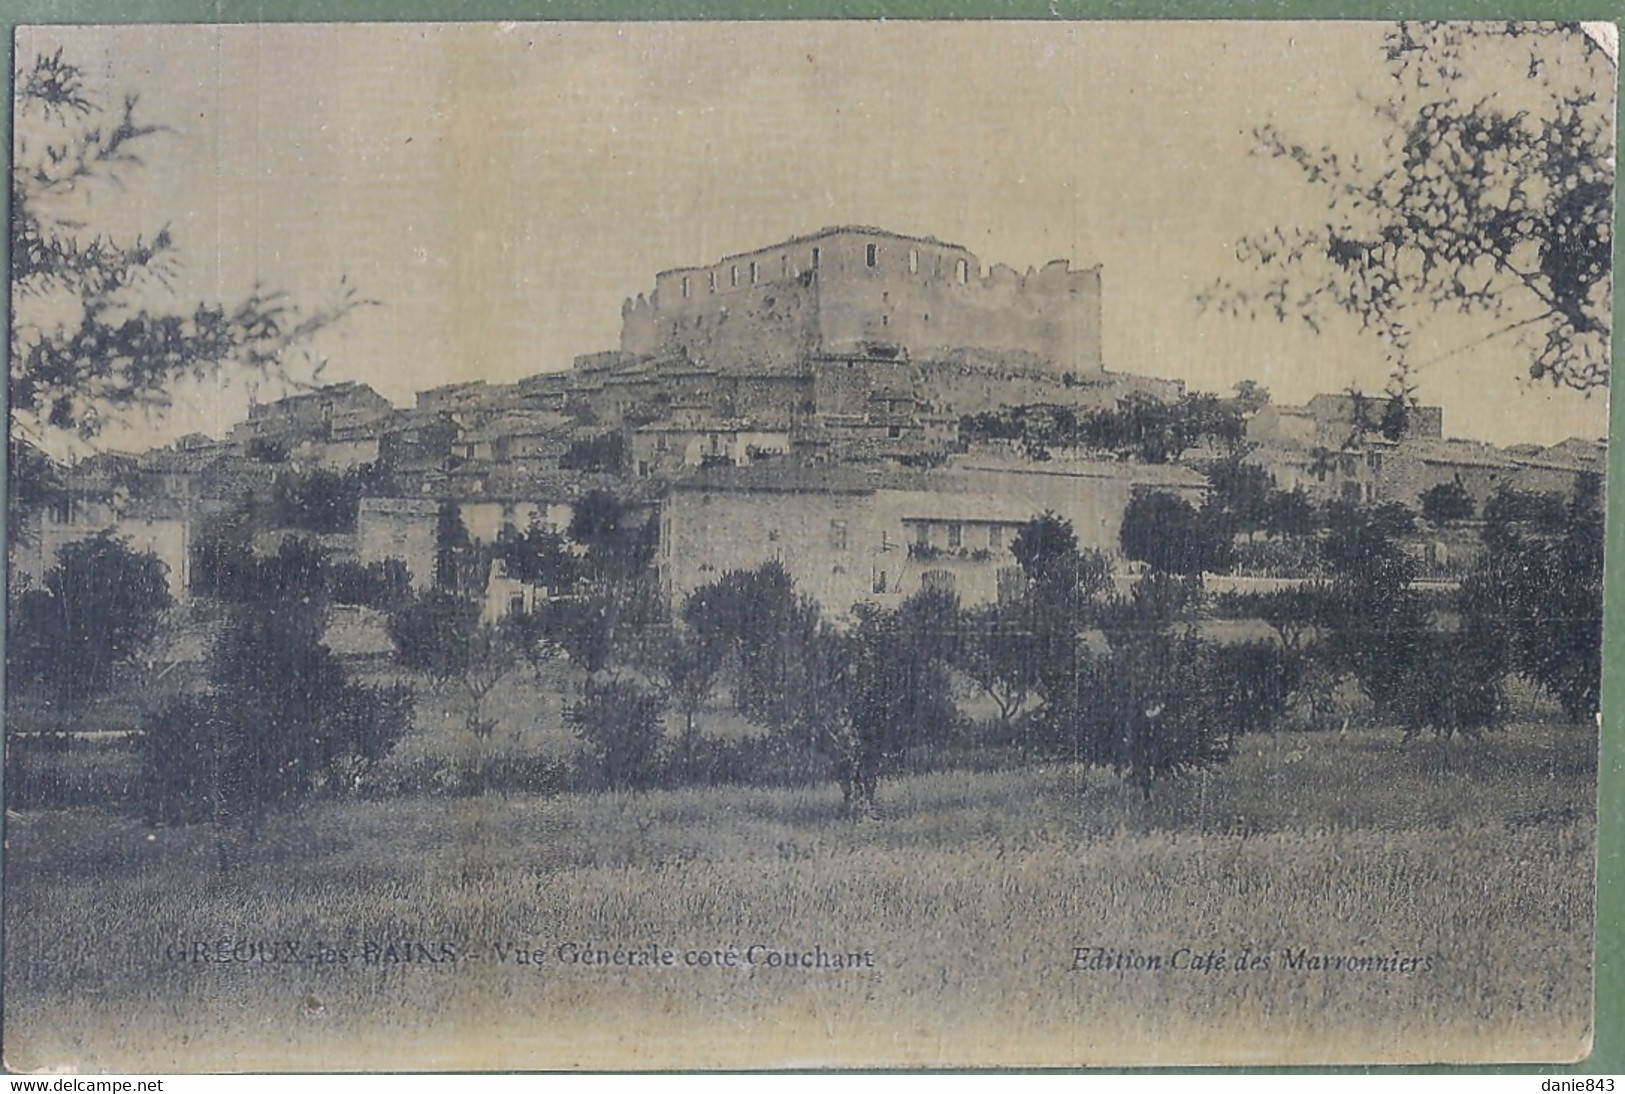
{"left": 1, "top": 1, "right": 1619, "bottom": 1077}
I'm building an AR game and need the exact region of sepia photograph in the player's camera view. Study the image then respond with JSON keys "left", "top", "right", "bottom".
{"left": 3, "top": 20, "right": 1613, "bottom": 1071}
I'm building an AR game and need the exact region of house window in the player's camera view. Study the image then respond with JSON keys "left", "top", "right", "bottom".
{"left": 708, "top": 270, "right": 717, "bottom": 293}
{"left": 829, "top": 519, "right": 848, "bottom": 551}
{"left": 989, "top": 525, "right": 1003, "bottom": 550}
{"left": 749, "top": 261, "right": 758, "bottom": 284}
{"left": 888, "top": 424, "right": 901, "bottom": 438}
{"left": 866, "top": 243, "right": 878, "bottom": 268}
{"left": 681, "top": 276, "right": 691, "bottom": 299}
{"left": 1367, "top": 451, "right": 1383, "bottom": 471}
{"left": 909, "top": 248, "right": 919, "bottom": 274}
{"left": 947, "top": 523, "right": 962, "bottom": 549}
{"left": 915, "top": 524, "right": 929, "bottom": 549}
{"left": 811, "top": 247, "right": 820, "bottom": 269}
{"left": 782, "top": 255, "right": 789, "bottom": 278}
{"left": 730, "top": 265, "right": 740, "bottom": 287}
{"left": 955, "top": 258, "right": 969, "bottom": 285}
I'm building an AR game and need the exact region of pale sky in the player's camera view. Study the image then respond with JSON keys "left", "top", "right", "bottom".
{"left": 12, "top": 21, "right": 1615, "bottom": 450}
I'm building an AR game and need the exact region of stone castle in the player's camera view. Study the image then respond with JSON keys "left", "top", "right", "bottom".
{"left": 620, "top": 226, "right": 1104, "bottom": 376}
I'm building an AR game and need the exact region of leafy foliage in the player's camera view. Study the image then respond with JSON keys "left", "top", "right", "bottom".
{"left": 558, "top": 431, "right": 629, "bottom": 475}
{"left": 142, "top": 596, "right": 411, "bottom": 829}
{"left": 1318, "top": 501, "right": 1432, "bottom": 726}
{"left": 1120, "top": 491, "right": 1233, "bottom": 576}
{"left": 1466, "top": 475, "right": 1603, "bottom": 721}
{"left": 11, "top": 48, "right": 372, "bottom": 443}
{"left": 568, "top": 675, "right": 668, "bottom": 791}
{"left": 568, "top": 488, "right": 658, "bottom": 581}
{"left": 1419, "top": 479, "right": 1477, "bottom": 524}
{"left": 6, "top": 532, "right": 172, "bottom": 703}
{"left": 839, "top": 591, "right": 961, "bottom": 802}
{"left": 1204, "top": 22, "right": 1614, "bottom": 391}
{"left": 959, "top": 390, "right": 1249, "bottom": 463}
{"left": 493, "top": 520, "right": 578, "bottom": 589}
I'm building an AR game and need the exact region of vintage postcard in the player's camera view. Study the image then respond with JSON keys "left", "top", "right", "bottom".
{"left": 4, "top": 21, "right": 1613, "bottom": 1070}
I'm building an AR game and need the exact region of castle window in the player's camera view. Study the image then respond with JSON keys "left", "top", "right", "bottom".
{"left": 909, "top": 249, "right": 919, "bottom": 274}
{"left": 955, "top": 258, "right": 969, "bottom": 285}
{"left": 866, "top": 243, "right": 878, "bottom": 268}
{"left": 811, "top": 247, "right": 820, "bottom": 269}
{"left": 882, "top": 315, "right": 889, "bottom": 327}
{"left": 681, "top": 276, "right": 691, "bottom": 299}
{"left": 749, "top": 261, "right": 758, "bottom": 284}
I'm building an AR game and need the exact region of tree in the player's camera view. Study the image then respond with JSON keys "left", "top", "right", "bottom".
{"left": 1318, "top": 501, "right": 1429, "bottom": 726}
{"left": 1262, "top": 487, "right": 1317, "bottom": 539}
{"left": 1002, "top": 515, "right": 1115, "bottom": 761}
{"left": 1119, "top": 491, "right": 1231, "bottom": 576}
{"left": 141, "top": 586, "right": 411, "bottom": 840}
{"left": 11, "top": 48, "right": 370, "bottom": 446}
{"left": 681, "top": 561, "right": 824, "bottom": 723}
{"left": 1098, "top": 627, "right": 1230, "bottom": 801}
{"left": 270, "top": 467, "right": 367, "bottom": 534}
{"left": 387, "top": 590, "right": 523, "bottom": 740}
{"left": 1419, "top": 479, "right": 1476, "bottom": 524}
{"left": 6, "top": 532, "right": 172, "bottom": 703}
{"left": 838, "top": 594, "right": 959, "bottom": 809}
{"left": 567, "top": 675, "right": 668, "bottom": 791}
{"left": 433, "top": 501, "right": 482, "bottom": 594}
{"left": 1467, "top": 473, "right": 1603, "bottom": 722}
{"left": 1204, "top": 461, "right": 1275, "bottom": 542}
{"left": 1203, "top": 640, "right": 1303, "bottom": 748}
{"left": 957, "top": 600, "right": 1044, "bottom": 741}
{"left": 1203, "top": 22, "right": 1614, "bottom": 391}
{"left": 494, "top": 519, "right": 578, "bottom": 590}
{"left": 568, "top": 489, "right": 657, "bottom": 581}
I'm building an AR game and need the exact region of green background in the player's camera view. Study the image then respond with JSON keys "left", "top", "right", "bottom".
{"left": 0, "top": 0, "right": 1619, "bottom": 1077}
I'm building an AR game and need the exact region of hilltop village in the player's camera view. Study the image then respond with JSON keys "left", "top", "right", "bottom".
{"left": 11, "top": 226, "right": 1606, "bottom": 620}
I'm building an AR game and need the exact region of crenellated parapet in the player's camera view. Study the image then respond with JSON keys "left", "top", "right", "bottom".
{"left": 616, "top": 227, "right": 1105, "bottom": 377}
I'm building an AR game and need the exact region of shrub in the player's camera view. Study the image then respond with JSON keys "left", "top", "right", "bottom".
{"left": 140, "top": 603, "right": 412, "bottom": 830}
{"left": 568, "top": 676, "right": 668, "bottom": 791}
{"left": 6, "top": 533, "right": 172, "bottom": 703}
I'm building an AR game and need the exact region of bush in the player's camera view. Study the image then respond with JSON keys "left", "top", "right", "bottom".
{"left": 140, "top": 603, "right": 413, "bottom": 829}
{"left": 1420, "top": 480, "right": 1476, "bottom": 524}
{"left": 568, "top": 676, "right": 667, "bottom": 791}
{"left": 6, "top": 533, "right": 172, "bottom": 703}
{"left": 1120, "top": 491, "right": 1232, "bottom": 575}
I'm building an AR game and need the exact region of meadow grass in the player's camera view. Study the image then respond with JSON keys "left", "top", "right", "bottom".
{"left": 3, "top": 720, "right": 1597, "bottom": 1070}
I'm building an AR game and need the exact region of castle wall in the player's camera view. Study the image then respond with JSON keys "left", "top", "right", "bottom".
{"left": 630, "top": 266, "right": 821, "bottom": 372}
{"left": 814, "top": 238, "right": 1103, "bottom": 375}
{"left": 622, "top": 229, "right": 1105, "bottom": 377}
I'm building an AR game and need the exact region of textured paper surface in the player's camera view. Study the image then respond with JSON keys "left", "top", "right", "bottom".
{"left": 4, "top": 21, "right": 1610, "bottom": 1070}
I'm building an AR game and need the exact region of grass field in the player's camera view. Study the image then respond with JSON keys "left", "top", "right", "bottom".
{"left": 3, "top": 717, "right": 1597, "bottom": 1070}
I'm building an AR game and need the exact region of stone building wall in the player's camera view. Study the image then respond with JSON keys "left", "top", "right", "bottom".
{"left": 621, "top": 227, "right": 1105, "bottom": 377}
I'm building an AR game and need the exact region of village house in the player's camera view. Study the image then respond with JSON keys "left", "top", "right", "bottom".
{"left": 658, "top": 456, "right": 1206, "bottom": 619}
